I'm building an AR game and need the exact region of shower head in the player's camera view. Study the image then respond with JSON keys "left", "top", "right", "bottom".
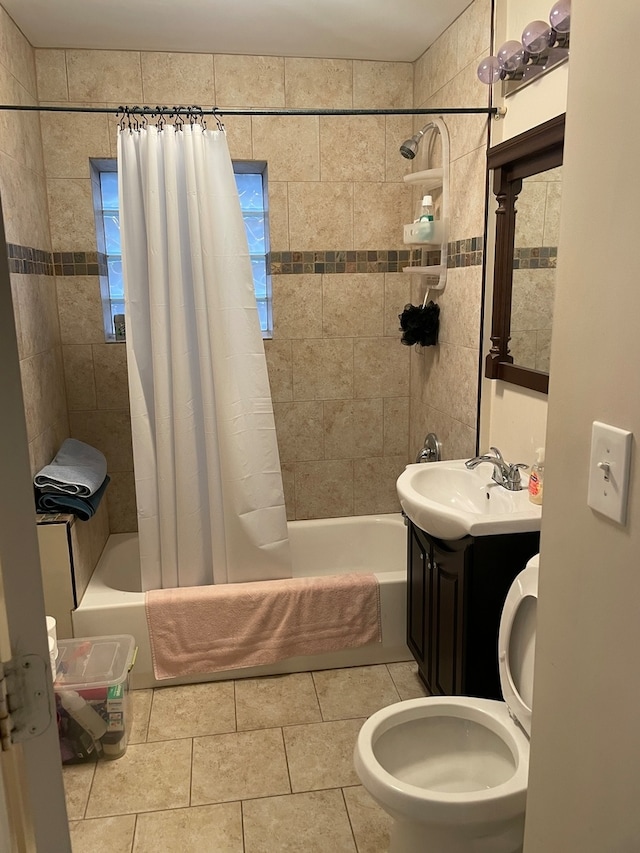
{"left": 399, "top": 122, "right": 436, "bottom": 160}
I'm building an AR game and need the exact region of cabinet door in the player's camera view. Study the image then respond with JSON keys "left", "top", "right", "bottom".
{"left": 431, "top": 541, "right": 466, "bottom": 696}
{"left": 407, "top": 524, "right": 432, "bottom": 685}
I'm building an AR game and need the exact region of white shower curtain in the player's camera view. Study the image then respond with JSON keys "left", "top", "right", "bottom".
{"left": 118, "top": 124, "right": 291, "bottom": 590}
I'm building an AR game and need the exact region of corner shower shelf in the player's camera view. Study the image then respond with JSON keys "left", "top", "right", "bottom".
{"left": 401, "top": 119, "right": 450, "bottom": 293}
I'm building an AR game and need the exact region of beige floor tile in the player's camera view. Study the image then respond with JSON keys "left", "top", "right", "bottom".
{"left": 343, "top": 785, "right": 393, "bottom": 853}
{"left": 69, "top": 815, "right": 136, "bottom": 853}
{"left": 133, "top": 803, "right": 243, "bottom": 853}
{"left": 243, "top": 789, "right": 357, "bottom": 853}
{"left": 283, "top": 718, "right": 364, "bottom": 792}
{"left": 386, "top": 661, "right": 429, "bottom": 700}
{"left": 191, "top": 728, "right": 290, "bottom": 805}
{"left": 85, "top": 739, "right": 192, "bottom": 817}
{"left": 312, "top": 665, "right": 401, "bottom": 721}
{"left": 129, "top": 689, "right": 152, "bottom": 744}
{"left": 147, "top": 682, "right": 236, "bottom": 741}
{"left": 63, "top": 762, "right": 96, "bottom": 820}
{"left": 235, "top": 672, "right": 321, "bottom": 731}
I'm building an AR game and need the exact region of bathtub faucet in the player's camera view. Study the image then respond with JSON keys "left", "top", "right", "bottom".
{"left": 465, "top": 447, "right": 528, "bottom": 491}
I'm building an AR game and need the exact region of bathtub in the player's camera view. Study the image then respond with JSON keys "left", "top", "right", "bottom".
{"left": 72, "top": 513, "right": 410, "bottom": 688}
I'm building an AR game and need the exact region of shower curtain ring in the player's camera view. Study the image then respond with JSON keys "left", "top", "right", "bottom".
{"left": 213, "top": 108, "right": 225, "bottom": 131}
{"left": 116, "top": 106, "right": 127, "bottom": 132}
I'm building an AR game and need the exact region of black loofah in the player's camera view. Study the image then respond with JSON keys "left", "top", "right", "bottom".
{"left": 398, "top": 301, "right": 440, "bottom": 347}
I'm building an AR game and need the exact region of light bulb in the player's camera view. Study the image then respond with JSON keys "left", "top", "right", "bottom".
{"left": 497, "top": 40, "right": 526, "bottom": 72}
{"left": 477, "top": 56, "right": 502, "bottom": 85}
{"left": 521, "top": 20, "right": 553, "bottom": 55}
{"left": 549, "top": 0, "right": 571, "bottom": 33}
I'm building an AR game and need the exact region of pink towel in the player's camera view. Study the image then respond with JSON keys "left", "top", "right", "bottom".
{"left": 145, "top": 573, "right": 381, "bottom": 680}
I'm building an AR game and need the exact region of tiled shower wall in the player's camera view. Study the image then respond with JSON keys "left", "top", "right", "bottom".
{"left": 409, "top": 0, "right": 492, "bottom": 461}
{"left": 0, "top": 8, "right": 69, "bottom": 475}
{"left": 5, "top": 0, "right": 492, "bottom": 533}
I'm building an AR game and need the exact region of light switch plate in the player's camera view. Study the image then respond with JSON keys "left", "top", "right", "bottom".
{"left": 587, "top": 421, "right": 633, "bottom": 524}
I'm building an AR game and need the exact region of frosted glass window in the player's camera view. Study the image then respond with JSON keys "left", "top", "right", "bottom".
{"left": 95, "top": 160, "right": 272, "bottom": 340}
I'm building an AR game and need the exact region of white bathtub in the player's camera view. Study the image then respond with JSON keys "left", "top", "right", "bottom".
{"left": 72, "top": 513, "right": 410, "bottom": 688}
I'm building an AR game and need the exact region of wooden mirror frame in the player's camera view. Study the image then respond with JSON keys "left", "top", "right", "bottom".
{"left": 485, "top": 113, "right": 565, "bottom": 394}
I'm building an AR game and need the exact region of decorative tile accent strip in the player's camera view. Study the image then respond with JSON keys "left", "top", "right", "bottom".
{"left": 269, "top": 240, "right": 484, "bottom": 276}
{"left": 6, "top": 244, "right": 108, "bottom": 276}
{"left": 513, "top": 246, "right": 558, "bottom": 270}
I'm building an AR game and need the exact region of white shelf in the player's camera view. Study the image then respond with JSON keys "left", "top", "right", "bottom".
{"left": 402, "top": 167, "right": 443, "bottom": 191}
{"left": 403, "top": 219, "right": 445, "bottom": 246}
{"left": 402, "top": 265, "right": 445, "bottom": 277}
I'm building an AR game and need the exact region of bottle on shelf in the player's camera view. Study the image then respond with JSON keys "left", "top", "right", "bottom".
{"left": 528, "top": 448, "right": 545, "bottom": 505}
{"left": 417, "top": 194, "right": 434, "bottom": 242}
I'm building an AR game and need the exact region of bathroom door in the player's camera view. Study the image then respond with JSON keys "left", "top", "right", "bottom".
{"left": 0, "top": 194, "right": 71, "bottom": 851}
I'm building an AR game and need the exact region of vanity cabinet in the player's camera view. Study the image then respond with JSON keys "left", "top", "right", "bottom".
{"left": 407, "top": 520, "right": 540, "bottom": 699}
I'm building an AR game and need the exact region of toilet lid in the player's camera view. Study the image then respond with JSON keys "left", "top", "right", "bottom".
{"left": 498, "top": 554, "right": 539, "bottom": 737}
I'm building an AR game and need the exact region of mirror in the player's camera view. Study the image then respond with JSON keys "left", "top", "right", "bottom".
{"left": 485, "top": 114, "right": 565, "bottom": 394}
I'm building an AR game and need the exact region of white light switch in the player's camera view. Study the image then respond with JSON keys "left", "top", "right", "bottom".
{"left": 587, "top": 421, "right": 633, "bottom": 524}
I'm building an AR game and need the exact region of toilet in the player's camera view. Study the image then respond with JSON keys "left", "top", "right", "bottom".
{"left": 354, "top": 555, "right": 539, "bottom": 853}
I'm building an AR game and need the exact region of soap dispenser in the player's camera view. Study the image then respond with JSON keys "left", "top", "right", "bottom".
{"left": 528, "top": 448, "right": 545, "bottom": 505}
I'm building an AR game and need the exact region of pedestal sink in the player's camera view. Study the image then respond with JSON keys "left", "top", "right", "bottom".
{"left": 397, "top": 459, "right": 542, "bottom": 540}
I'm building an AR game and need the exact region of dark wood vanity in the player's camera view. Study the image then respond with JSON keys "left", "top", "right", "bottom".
{"left": 407, "top": 519, "right": 540, "bottom": 699}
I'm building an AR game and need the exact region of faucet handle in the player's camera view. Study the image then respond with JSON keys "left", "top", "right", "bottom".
{"left": 506, "top": 462, "right": 528, "bottom": 489}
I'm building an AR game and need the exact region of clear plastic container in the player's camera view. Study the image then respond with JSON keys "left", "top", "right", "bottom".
{"left": 54, "top": 634, "right": 135, "bottom": 764}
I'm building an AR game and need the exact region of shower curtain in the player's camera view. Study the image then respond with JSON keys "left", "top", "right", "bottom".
{"left": 118, "top": 124, "right": 291, "bottom": 590}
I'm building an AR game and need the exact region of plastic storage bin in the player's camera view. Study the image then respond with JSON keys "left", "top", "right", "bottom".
{"left": 53, "top": 634, "right": 135, "bottom": 764}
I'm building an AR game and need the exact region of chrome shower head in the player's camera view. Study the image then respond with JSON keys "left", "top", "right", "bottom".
{"left": 399, "top": 122, "right": 436, "bottom": 160}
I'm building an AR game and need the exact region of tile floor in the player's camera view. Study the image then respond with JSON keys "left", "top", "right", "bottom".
{"left": 64, "top": 661, "right": 427, "bottom": 852}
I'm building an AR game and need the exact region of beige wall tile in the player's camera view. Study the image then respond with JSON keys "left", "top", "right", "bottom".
{"left": 272, "top": 274, "right": 323, "bottom": 340}
{"left": 323, "top": 398, "right": 383, "bottom": 460}
{"left": 354, "top": 455, "right": 405, "bottom": 514}
{"left": 353, "top": 61, "right": 413, "bottom": 109}
{"left": 353, "top": 338, "right": 409, "bottom": 398}
{"left": 66, "top": 50, "right": 142, "bottom": 102}
{"left": 57, "top": 276, "right": 105, "bottom": 344}
{"left": 40, "top": 111, "right": 110, "bottom": 179}
{"left": 35, "top": 49, "right": 68, "bottom": 101}
{"left": 536, "top": 329, "right": 552, "bottom": 373}
{"left": 92, "top": 343, "right": 130, "bottom": 409}
{"left": 0, "top": 155, "right": 50, "bottom": 248}
{"left": 264, "top": 339, "right": 293, "bottom": 402}
{"left": 543, "top": 180, "right": 562, "bottom": 247}
{"left": 409, "top": 401, "right": 476, "bottom": 462}
{"left": 292, "top": 338, "right": 354, "bottom": 401}
{"left": 20, "top": 346, "right": 67, "bottom": 444}
{"left": 288, "top": 182, "right": 353, "bottom": 251}
{"left": 436, "top": 265, "right": 482, "bottom": 349}
{"left": 516, "top": 179, "right": 546, "bottom": 247}
{"left": 214, "top": 55, "right": 284, "bottom": 107}
{"left": 384, "top": 273, "right": 411, "bottom": 337}
{"left": 285, "top": 58, "right": 352, "bottom": 109}
{"left": 385, "top": 115, "right": 415, "bottom": 182}
{"left": 106, "top": 470, "right": 137, "bottom": 533}
{"left": 63, "top": 344, "right": 97, "bottom": 411}
{"left": 383, "top": 397, "right": 409, "bottom": 458}
{"left": 252, "top": 116, "right": 319, "bottom": 182}
{"left": 280, "top": 461, "right": 296, "bottom": 520}
{"left": 353, "top": 182, "right": 412, "bottom": 250}
{"left": 0, "top": 6, "right": 36, "bottom": 96}
{"left": 509, "top": 331, "right": 537, "bottom": 369}
{"left": 69, "top": 408, "right": 133, "bottom": 472}
{"left": 511, "top": 269, "right": 555, "bottom": 332}
{"left": 449, "top": 148, "right": 486, "bottom": 242}
{"left": 47, "top": 178, "right": 96, "bottom": 252}
{"left": 221, "top": 114, "right": 253, "bottom": 161}
{"left": 457, "top": 0, "right": 492, "bottom": 70}
{"left": 322, "top": 273, "right": 384, "bottom": 338}
{"left": 29, "top": 421, "right": 70, "bottom": 478}
{"left": 141, "top": 52, "right": 214, "bottom": 105}
{"left": 12, "top": 275, "right": 60, "bottom": 360}
{"left": 273, "top": 401, "right": 324, "bottom": 463}
{"left": 420, "top": 342, "right": 479, "bottom": 428}
{"left": 267, "top": 180, "right": 289, "bottom": 251}
{"left": 294, "top": 459, "right": 353, "bottom": 519}
{"left": 320, "top": 115, "right": 385, "bottom": 182}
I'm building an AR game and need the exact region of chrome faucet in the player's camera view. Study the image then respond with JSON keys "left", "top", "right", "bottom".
{"left": 465, "top": 447, "right": 528, "bottom": 491}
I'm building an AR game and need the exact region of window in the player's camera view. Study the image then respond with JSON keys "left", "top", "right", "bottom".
{"left": 93, "top": 160, "right": 272, "bottom": 341}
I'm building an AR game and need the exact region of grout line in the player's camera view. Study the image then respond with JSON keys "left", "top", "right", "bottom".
{"left": 340, "top": 786, "right": 360, "bottom": 853}
{"left": 188, "top": 737, "right": 194, "bottom": 807}
{"left": 130, "top": 813, "right": 138, "bottom": 853}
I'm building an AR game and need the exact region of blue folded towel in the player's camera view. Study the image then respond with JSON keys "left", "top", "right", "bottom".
{"left": 34, "top": 439, "right": 107, "bottom": 497}
{"left": 35, "top": 475, "right": 110, "bottom": 521}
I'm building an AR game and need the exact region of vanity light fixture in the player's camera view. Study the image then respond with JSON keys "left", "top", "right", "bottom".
{"left": 477, "top": 0, "right": 570, "bottom": 96}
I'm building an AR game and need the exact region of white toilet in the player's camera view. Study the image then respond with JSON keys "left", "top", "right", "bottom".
{"left": 354, "top": 555, "right": 539, "bottom": 853}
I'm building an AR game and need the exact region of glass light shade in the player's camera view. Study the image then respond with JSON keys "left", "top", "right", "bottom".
{"left": 477, "top": 56, "right": 502, "bottom": 85}
{"left": 549, "top": 0, "right": 571, "bottom": 33}
{"left": 497, "top": 40, "right": 526, "bottom": 72}
{"left": 522, "top": 20, "right": 553, "bottom": 54}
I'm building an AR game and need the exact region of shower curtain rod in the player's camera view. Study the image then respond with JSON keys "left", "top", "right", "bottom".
{"left": 0, "top": 103, "right": 501, "bottom": 118}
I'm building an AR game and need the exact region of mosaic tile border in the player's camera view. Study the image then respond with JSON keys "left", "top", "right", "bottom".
{"left": 513, "top": 246, "right": 558, "bottom": 270}
{"left": 7, "top": 240, "right": 484, "bottom": 277}
{"left": 7, "top": 244, "right": 108, "bottom": 276}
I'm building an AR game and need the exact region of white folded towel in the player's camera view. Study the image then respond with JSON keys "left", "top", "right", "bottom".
{"left": 34, "top": 439, "right": 107, "bottom": 497}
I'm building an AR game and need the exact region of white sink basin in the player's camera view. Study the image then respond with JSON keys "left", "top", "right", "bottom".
{"left": 397, "top": 459, "right": 542, "bottom": 540}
